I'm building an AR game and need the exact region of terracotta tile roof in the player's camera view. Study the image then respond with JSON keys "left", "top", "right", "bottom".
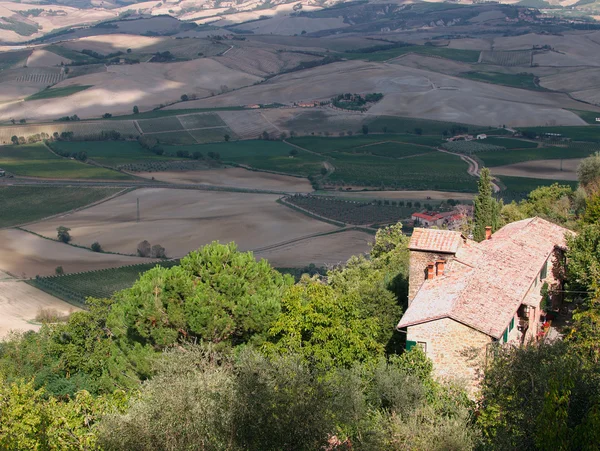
{"left": 412, "top": 212, "right": 441, "bottom": 221}
{"left": 409, "top": 228, "right": 465, "bottom": 254}
{"left": 398, "top": 218, "right": 573, "bottom": 339}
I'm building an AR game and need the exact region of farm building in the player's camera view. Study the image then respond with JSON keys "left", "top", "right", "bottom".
{"left": 0, "top": 169, "right": 5, "bottom": 177}
{"left": 398, "top": 218, "right": 572, "bottom": 389}
{"left": 296, "top": 101, "right": 319, "bottom": 108}
{"left": 411, "top": 209, "right": 469, "bottom": 229}
{"left": 247, "top": 104, "right": 261, "bottom": 109}
{"left": 476, "top": 134, "right": 487, "bottom": 140}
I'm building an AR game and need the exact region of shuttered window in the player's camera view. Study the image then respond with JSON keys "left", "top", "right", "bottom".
{"left": 540, "top": 261, "right": 548, "bottom": 281}
{"left": 503, "top": 328, "right": 509, "bottom": 343}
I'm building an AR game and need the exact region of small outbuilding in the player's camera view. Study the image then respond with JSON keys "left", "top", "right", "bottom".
{"left": 476, "top": 134, "right": 487, "bottom": 140}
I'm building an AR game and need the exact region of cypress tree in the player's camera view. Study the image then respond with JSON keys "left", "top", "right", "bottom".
{"left": 473, "top": 168, "right": 501, "bottom": 241}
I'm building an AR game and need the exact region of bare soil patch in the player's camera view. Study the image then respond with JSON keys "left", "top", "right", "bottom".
{"left": 137, "top": 168, "right": 313, "bottom": 192}
{"left": 491, "top": 159, "right": 581, "bottom": 181}
{"left": 0, "top": 229, "right": 155, "bottom": 278}
{"left": 25, "top": 188, "right": 338, "bottom": 258}
{"left": 27, "top": 49, "right": 70, "bottom": 67}
{"left": 0, "top": 280, "right": 80, "bottom": 338}
{"left": 255, "top": 229, "right": 372, "bottom": 267}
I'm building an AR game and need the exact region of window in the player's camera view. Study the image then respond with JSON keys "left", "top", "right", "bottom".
{"left": 417, "top": 341, "right": 427, "bottom": 354}
{"left": 540, "top": 261, "right": 548, "bottom": 281}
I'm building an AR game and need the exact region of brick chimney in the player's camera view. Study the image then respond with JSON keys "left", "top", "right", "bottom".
{"left": 485, "top": 226, "right": 492, "bottom": 240}
{"left": 436, "top": 259, "right": 445, "bottom": 277}
{"left": 426, "top": 262, "right": 435, "bottom": 280}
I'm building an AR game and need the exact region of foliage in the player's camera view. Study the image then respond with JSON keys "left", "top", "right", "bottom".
{"left": 0, "top": 377, "right": 129, "bottom": 450}
{"left": 501, "top": 183, "right": 575, "bottom": 228}
{"left": 56, "top": 226, "right": 71, "bottom": 243}
{"left": 473, "top": 168, "right": 501, "bottom": 241}
{"left": 578, "top": 151, "right": 600, "bottom": 195}
{"left": 97, "top": 347, "right": 477, "bottom": 451}
{"left": 565, "top": 224, "right": 600, "bottom": 295}
{"left": 111, "top": 242, "right": 293, "bottom": 349}
{"left": 478, "top": 341, "right": 600, "bottom": 451}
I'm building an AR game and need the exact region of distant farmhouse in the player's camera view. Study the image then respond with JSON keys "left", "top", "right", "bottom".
{"left": 411, "top": 207, "right": 472, "bottom": 230}
{"left": 397, "top": 217, "right": 572, "bottom": 388}
{"left": 0, "top": 168, "right": 5, "bottom": 177}
{"left": 476, "top": 134, "right": 487, "bottom": 140}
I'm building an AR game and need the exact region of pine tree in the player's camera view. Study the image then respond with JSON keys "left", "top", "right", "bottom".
{"left": 473, "top": 168, "right": 501, "bottom": 241}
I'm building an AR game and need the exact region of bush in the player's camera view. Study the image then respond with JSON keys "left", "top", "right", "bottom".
{"left": 56, "top": 226, "right": 71, "bottom": 243}
{"left": 137, "top": 240, "right": 151, "bottom": 257}
{"left": 91, "top": 242, "right": 103, "bottom": 253}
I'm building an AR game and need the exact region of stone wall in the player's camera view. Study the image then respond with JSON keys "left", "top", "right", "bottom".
{"left": 407, "top": 318, "right": 492, "bottom": 387}
{"left": 408, "top": 251, "right": 455, "bottom": 304}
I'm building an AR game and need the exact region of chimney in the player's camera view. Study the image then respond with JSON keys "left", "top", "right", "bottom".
{"left": 426, "top": 262, "right": 435, "bottom": 280}
{"left": 436, "top": 259, "right": 445, "bottom": 277}
{"left": 485, "top": 226, "right": 492, "bottom": 240}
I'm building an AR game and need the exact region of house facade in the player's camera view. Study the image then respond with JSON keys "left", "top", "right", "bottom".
{"left": 398, "top": 218, "right": 570, "bottom": 387}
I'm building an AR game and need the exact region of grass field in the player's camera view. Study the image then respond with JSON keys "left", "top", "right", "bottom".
{"left": 567, "top": 110, "right": 600, "bottom": 125}
{"left": 518, "top": 126, "right": 600, "bottom": 142}
{"left": 104, "top": 106, "right": 246, "bottom": 121}
{"left": 499, "top": 176, "right": 578, "bottom": 195}
{"left": 365, "top": 116, "right": 495, "bottom": 136}
{"left": 344, "top": 45, "right": 480, "bottom": 63}
{"left": 28, "top": 261, "right": 179, "bottom": 306}
{"left": 163, "top": 140, "right": 325, "bottom": 176}
{"left": 149, "top": 130, "right": 198, "bottom": 145}
{"left": 178, "top": 113, "right": 227, "bottom": 129}
{"left": 48, "top": 141, "right": 179, "bottom": 167}
{"left": 25, "top": 85, "right": 93, "bottom": 101}
{"left": 188, "top": 127, "right": 236, "bottom": 144}
{"left": 478, "top": 144, "right": 599, "bottom": 167}
{"left": 350, "top": 142, "right": 435, "bottom": 158}
{"left": 482, "top": 137, "right": 539, "bottom": 149}
{"left": 137, "top": 117, "right": 185, "bottom": 133}
{"left": 0, "top": 49, "right": 32, "bottom": 70}
{"left": 0, "top": 143, "right": 132, "bottom": 179}
{"left": 289, "top": 135, "right": 441, "bottom": 154}
{"left": 0, "top": 186, "right": 122, "bottom": 228}
{"left": 45, "top": 45, "right": 95, "bottom": 63}
{"left": 459, "top": 72, "right": 542, "bottom": 90}
{"left": 327, "top": 151, "right": 477, "bottom": 191}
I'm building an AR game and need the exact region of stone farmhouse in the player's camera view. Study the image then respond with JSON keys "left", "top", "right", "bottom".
{"left": 397, "top": 217, "right": 572, "bottom": 387}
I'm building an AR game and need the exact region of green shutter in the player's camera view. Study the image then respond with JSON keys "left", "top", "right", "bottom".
{"left": 540, "top": 261, "right": 548, "bottom": 281}
{"left": 406, "top": 340, "right": 417, "bottom": 351}
{"left": 503, "top": 329, "right": 509, "bottom": 343}
{"left": 510, "top": 318, "right": 515, "bottom": 331}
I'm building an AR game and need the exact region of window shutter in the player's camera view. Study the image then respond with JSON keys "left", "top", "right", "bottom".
{"left": 503, "top": 329, "right": 509, "bottom": 343}
{"left": 406, "top": 340, "right": 417, "bottom": 351}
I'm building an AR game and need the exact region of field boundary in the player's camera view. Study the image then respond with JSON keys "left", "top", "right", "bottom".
{"left": 277, "top": 197, "right": 346, "bottom": 227}
{"left": 1, "top": 187, "right": 132, "bottom": 230}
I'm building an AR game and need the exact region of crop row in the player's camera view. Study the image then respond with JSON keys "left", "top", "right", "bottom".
{"left": 286, "top": 195, "right": 419, "bottom": 225}
{"left": 30, "top": 261, "right": 180, "bottom": 304}
{"left": 442, "top": 140, "right": 505, "bottom": 155}
{"left": 479, "top": 50, "right": 532, "bottom": 67}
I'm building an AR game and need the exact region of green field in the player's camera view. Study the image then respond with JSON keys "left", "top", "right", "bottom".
{"left": 0, "top": 186, "right": 122, "bottom": 227}
{"left": 350, "top": 142, "right": 435, "bottom": 158}
{"left": 567, "top": 109, "right": 600, "bottom": 125}
{"left": 102, "top": 106, "right": 246, "bottom": 121}
{"left": 0, "top": 143, "right": 132, "bottom": 179}
{"left": 289, "top": 134, "right": 441, "bottom": 154}
{"left": 344, "top": 45, "right": 480, "bottom": 63}
{"left": 518, "top": 126, "right": 600, "bottom": 142}
{"left": 482, "top": 137, "right": 539, "bottom": 149}
{"left": 478, "top": 144, "right": 599, "bottom": 167}
{"left": 365, "top": 116, "right": 498, "bottom": 136}
{"left": 25, "top": 85, "right": 93, "bottom": 101}
{"left": 137, "top": 117, "right": 185, "bottom": 133}
{"left": 498, "top": 176, "right": 578, "bottom": 195}
{"left": 459, "top": 71, "right": 543, "bottom": 90}
{"left": 0, "top": 49, "right": 31, "bottom": 70}
{"left": 149, "top": 130, "right": 198, "bottom": 145}
{"left": 178, "top": 113, "right": 227, "bottom": 129}
{"left": 48, "top": 141, "right": 179, "bottom": 167}
{"left": 163, "top": 140, "right": 325, "bottom": 176}
{"left": 28, "top": 261, "right": 180, "bottom": 306}
{"left": 45, "top": 45, "right": 96, "bottom": 63}
{"left": 327, "top": 151, "right": 477, "bottom": 191}
{"left": 188, "top": 127, "right": 235, "bottom": 144}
